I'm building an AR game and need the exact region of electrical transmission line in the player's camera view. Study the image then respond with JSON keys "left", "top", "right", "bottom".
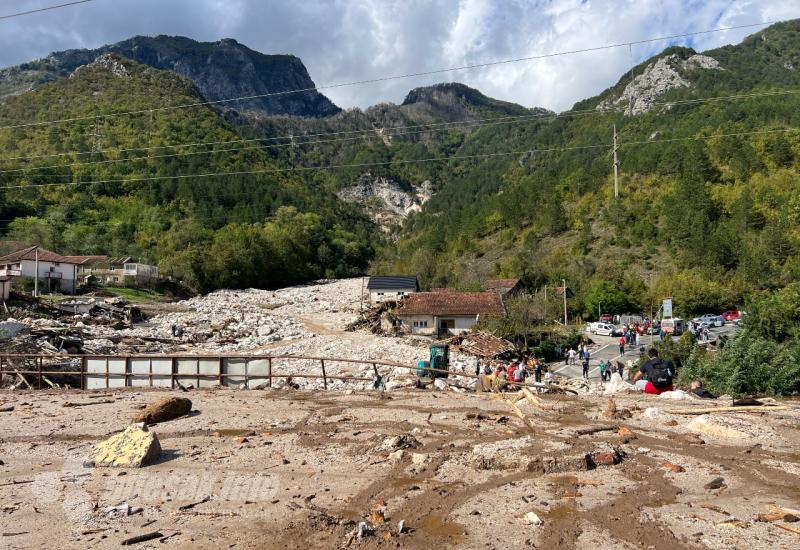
{"left": 0, "top": 0, "right": 96, "bottom": 21}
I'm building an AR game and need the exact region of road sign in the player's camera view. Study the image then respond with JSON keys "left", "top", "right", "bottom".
{"left": 662, "top": 298, "right": 673, "bottom": 319}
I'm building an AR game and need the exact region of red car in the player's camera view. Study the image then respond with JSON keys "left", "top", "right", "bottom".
{"left": 722, "top": 310, "right": 741, "bottom": 321}
{"left": 600, "top": 313, "right": 613, "bottom": 323}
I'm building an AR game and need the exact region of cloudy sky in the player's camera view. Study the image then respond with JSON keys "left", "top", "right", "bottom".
{"left": 0, "top": 0, "right": 796, "bottom": 111}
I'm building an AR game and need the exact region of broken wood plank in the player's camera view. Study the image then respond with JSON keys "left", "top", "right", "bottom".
{"left": 774, "top": 523, "right": 800, "bottom": 535}
{"left": 665, "top": 405, "right": 789, "bottom": 415}
{"left": 178, "top": 496, "right": 211, "bottom": 511}
{"left": 0, "top": 479, "right": 33, "bottom": 487}
{"left": 505, "top": 399, "right": 536, "bottom": 432}
{"left": 62, "top": 399, "right": 115, "bottom": 407}
{"left": 120, "top": 531, "right": 163, "bottom": 545}
{"left": 522, "top": 387, "right": 550, "bottom": 409}
{"left": 574, "top": 425, "right": 619, "bottom": 436}
{"left": 0, "top": 405, "right": 14, "bottom": 412}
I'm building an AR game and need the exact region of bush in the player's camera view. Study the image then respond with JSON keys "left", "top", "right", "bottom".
{"left": 679, "top": 331, "right": 800, "bottom": 396}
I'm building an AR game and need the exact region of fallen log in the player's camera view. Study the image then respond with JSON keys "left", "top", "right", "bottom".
{"left": 62, "top": 399, "right": 115, "bottom": 407}
{"left": 522, "top": 388, "right": 549, "bottom": 409}
{"left": 774, "top": 523, "right": 800, "bottom": 535}
{"left": 505, "top": 399, "right": 536, "bottom": 432}
{"left": 575, "top": 425, "right": 619, "bottom": 436}
{"left": 665, "top": 405, "right": 789, "bottom": 415}
{"left": 120, "top": 531, "right": 163, "bottom": 545}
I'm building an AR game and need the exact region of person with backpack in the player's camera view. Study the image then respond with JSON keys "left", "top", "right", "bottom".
{"left": 632, "top": 348, "right": 674, "bottom": 395}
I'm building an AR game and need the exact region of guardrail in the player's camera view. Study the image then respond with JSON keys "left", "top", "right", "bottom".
{"left": 0, "top": 353, "right": 560, "bottom": 393}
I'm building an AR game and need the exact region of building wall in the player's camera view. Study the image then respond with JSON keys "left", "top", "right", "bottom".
{"left": 369, "top": 288, "right": 415, "bottom": 305}
{"left": 0, "top": 259, "right": 78, "bottom": 294}
{"left": 397, "top": 314, "right": 479, "bottom": 335}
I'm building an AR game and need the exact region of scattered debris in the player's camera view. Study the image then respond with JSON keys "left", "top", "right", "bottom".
{"left": 704, "top": 477, "right": 727, "bottom": 490}
{"left": 524, "top": 511, "right": 544, "bottom": 526}
{"left": 662, "top": 461, "right": 685, "bottom": 473}
{"left": 687, "top": 416, "right": 748, "bottom": 439}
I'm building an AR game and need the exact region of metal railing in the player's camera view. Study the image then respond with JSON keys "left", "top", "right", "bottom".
{"left": 0, "top": 352, "right": 557, "bottom": 392}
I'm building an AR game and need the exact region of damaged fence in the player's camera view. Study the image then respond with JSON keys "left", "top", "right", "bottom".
{"left": 0, "top": 353, "right": 411, "bottom": 390}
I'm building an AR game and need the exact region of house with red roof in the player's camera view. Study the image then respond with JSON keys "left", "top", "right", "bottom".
{"left": 395, "top": 291, "right": 506, "bottom": 336}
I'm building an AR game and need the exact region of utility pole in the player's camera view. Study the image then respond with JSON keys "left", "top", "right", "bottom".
{"left": 613, "top": 124, "right": 619, "bottom": 199}
{"left": 562, "top": 278, "right": 568, "bottom": 326}
{"left": 543, "top": 285, "right": 547, "bottom": 323}
{"left": 34, "top": 246, "right": 39, "bottom": 297}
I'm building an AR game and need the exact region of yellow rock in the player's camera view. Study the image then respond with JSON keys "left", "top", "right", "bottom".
{"left": 687, "top": 416, "right": 748, "bottom": 440}
{"left": 88, "top": 423, "right": 161, "bottom": 468}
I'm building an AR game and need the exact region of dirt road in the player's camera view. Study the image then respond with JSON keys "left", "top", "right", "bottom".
{"left": 1, "top": 386, "right": 799, "bottom": 548}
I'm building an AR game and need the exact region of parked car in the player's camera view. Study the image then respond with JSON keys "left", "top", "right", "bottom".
{"left": 600, "top": 313, "right": 613, "bottom": 323}
{"left": 693, "top": 314, "right": 725, "bottom": 327}
{"left": 722, "top": 310, "right": 741, "bottom": 321}
{"left": 591, "top": 322, "right": 622, "bottom": 336}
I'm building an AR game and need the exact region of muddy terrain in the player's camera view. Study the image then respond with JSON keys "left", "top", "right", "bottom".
{"left": 1, "top": 386, "right": 799, "bottom": 549}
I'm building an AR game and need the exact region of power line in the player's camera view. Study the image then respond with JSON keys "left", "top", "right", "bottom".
{"left": 1, "top": 126, "right": 796, "bottom": 191}
{"left": 0, "top": 18, "right": 786, "bottom": 132}
{"left": 0, "top": 0, "right": 95, "bottom": 21}
{"left": 2, "top": 88, "right": 797, "bottom": 172}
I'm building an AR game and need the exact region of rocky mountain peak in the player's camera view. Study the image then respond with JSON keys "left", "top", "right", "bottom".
{"left": 598, "top": 51, "right": 723, "bottom": 116}
{"left": 0, "top": 35, "right": 340, "bottom": 118}
{"left": 69, "top": 53, "right": 129, "bottom": 79}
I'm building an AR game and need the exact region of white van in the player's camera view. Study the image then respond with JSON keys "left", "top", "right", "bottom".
{"left": 660, "top": 318, "right": 686, "bottom": 335}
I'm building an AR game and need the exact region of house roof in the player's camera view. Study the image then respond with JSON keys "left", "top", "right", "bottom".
{"left": 367, "top": 275, "right": 419, "bottom": 290}
{"left": 483, "top": 278, "right": 520, "bottom": 290}
{"left": 397, "top": 292, "right": 505, "bottom": 317}
{"left": 457, "top": 331, "right": 516, "bottom": 358}
{"left": 61, "top": 255, "right": 108, "bottom": 265}
{"left": 0, "top": 246, "right": 73, "bottom": 264}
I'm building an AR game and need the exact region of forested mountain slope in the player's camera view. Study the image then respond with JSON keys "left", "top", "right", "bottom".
{"left": 0, "top": 55, "right": 374, "bottom": 291}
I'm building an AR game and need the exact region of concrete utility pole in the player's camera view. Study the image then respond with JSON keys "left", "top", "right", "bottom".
{"left": 562, "top": 278, "right": 568, "bottom": 326}
{"left": 613, "top": 124, "right": 620, "bottom": 199}
{"left": 34, "top": 246, "right": 39, "bottom": 297}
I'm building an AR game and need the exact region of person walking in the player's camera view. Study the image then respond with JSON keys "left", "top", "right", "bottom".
{"left": 534, "top": 359, "right": 543, "bottom": 383}
{"left": 568, "top": 348, "right": 576, "bottom": 365}
{"left": 582, "top": 357, "right": 589, "bottom": 380}
{"left": 618, "top": 335, "right": 626, "bottom": 356}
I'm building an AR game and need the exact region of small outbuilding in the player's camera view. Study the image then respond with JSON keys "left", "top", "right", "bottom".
{"left": 366, "top": 275, "right": 419, "bottom": 305}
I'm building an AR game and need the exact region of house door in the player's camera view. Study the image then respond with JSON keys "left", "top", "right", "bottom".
{"left": 439, "top": 319, "right": 455, "bottom": 331}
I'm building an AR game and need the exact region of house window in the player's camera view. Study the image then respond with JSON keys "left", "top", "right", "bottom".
{"left": 413, "top": 321, "right": 428, "bottom": 328}
{"left": 377, "top": 292, "right": 384, "bottom": 296}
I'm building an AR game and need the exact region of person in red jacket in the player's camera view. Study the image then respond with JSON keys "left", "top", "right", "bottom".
{"left": 618, "top": 335, "right": 626, "bottom": 356}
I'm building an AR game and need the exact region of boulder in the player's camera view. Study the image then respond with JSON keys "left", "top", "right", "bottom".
{"left": 87, "top": 423, "right": 161, "bottom": 468}
{"left": 133, "top": 396, "right": 192, "bottom": 424}
{"left": 687, "top": 415, "right": 748, "bottom": 440}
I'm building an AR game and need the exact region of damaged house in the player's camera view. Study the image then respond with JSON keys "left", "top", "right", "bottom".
{"left": 395, "top": 291, "right": 505, "bottom": 336}
{"left": 366, "top": 275, "right": 419, "bottom": 305}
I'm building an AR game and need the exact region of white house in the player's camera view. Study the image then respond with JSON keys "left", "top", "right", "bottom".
{"left": 395, "top": 291, "right": 506, "bottom": 336}
{"left": 0, "top": 246, "right": 84, "bottom": 295}
{"left": 366, "top": 275, "right": 419, "bottom": 305}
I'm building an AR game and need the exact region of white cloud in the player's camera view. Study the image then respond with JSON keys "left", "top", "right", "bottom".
{"left": 0, "top": 0, "right": 795, "bottom": 111}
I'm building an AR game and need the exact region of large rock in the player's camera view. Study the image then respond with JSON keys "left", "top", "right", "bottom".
{"left": 687, "top": 415, "right": 748, "bottom": 440}
{"left": 133, "top": 396, "right": 192, "bottom": 424}
{"left": 87, "top": 423, "right": 161, "bottom": 468}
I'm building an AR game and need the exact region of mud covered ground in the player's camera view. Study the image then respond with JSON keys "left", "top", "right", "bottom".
{"left": 1, "top": 387, "right": 799, "bottom": 549}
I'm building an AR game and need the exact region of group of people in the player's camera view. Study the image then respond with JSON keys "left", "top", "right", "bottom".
{"left": 565, "top": 343, "right": 594, "bottom": 380}
{"left": 688, "top": 321, "right": 711, "bottom": 342}
{"left": 476, "top": 357, "right": 554, "bottom": 392}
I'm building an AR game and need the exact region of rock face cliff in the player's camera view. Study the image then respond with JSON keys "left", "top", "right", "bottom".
{"left": 0, "top": 35, "right": 340, "bottom": 117}
{"left": 597, "top": 52, "right": 723, "bottom": 115}
{"left": 338, "top": 175, "right": 432, "bottom": 231}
